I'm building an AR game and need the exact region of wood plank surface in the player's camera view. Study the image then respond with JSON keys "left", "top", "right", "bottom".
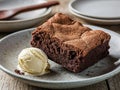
{"left": 0, "top": 70, "right": 108, "bottom": 90}
{"left": 107, "top": 74, "right": 120, "bottom": 90}
{"left": 0, "top": 0, "right": 120, "bottom": 90}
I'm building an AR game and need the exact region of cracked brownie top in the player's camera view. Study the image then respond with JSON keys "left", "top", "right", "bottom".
{"left": 32, "top": 13, "right": 111, "bottom": 56}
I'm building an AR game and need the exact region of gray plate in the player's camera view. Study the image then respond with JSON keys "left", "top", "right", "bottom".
{"left": 69, "top": 9, "right": 120, "bottom": 25}
{"left": 0, "top": 0, "right": 51, "bottom": 32}
{"left": 69, "top": 0, "right": 120, "bottom": 19}
{"left": 0, "top": 25, "right": 120, "bottom": 89}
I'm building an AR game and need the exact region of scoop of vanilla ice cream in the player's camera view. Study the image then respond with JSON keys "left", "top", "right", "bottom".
{"left": 18, "top": 47, "right": 50, "bottom": 76}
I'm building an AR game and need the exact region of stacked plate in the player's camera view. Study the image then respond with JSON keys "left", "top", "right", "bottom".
{"left": 0, "top": 0, "right": 51, "bottom": 32}
{"left": 69, "top": 0, "right": 120, "bottom": 25}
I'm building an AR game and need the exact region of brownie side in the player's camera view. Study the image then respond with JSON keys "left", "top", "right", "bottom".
{"left": 31, "top": 30, "right": 110, "bottom": 73}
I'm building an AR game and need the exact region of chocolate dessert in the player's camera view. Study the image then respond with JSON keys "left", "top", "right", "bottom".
{"left": 31, "top": 13, "right": 111, "bottom": 73}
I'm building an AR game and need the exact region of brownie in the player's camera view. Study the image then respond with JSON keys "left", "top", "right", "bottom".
{"left": 31, "top": 13, "right": 111, "bottom": 73}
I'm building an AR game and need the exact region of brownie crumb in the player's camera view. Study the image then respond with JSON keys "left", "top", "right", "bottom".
{"left": 15, "top": 69, "right": 24, "bottom": 75}
{"left": 69, "top": 51, "right": 76, "bottom": 60}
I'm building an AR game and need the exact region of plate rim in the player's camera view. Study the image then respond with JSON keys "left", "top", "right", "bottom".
{"left": 69, "top": 9, "right": 120, "bottom": 22}
{"left": 0, "top": 27, "right": 120, "bottom": 84}
{"left": 69, "top": 0, "right": 120, "bottom": 19}
{"left": 0, "top": 0, "right": 51, "bottom": 23}
{"left": 69, "top": 9, "right": 120, "bottom": 25}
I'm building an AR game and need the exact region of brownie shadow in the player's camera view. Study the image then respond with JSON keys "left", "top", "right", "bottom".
{"left": 67, "top": 55, "right": 120, "bottom": 77}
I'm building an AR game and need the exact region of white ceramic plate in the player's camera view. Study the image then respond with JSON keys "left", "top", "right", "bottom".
{"left": 69, "top": 0, "right": 120, "bottom": 19}
{"left": 0, "top": 26, "right": 120, "bottom": 89}
{"left": 0, "top": 0, "right": 51, "bottom": 32}
{"left": 69, "top": 9, "right": 120, "bottom": 25}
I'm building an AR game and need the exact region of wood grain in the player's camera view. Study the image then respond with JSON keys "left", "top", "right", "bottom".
{"left": 107, "top": 73, "right": 120, "bottom": 90}
{"left": 0, "top": 0, "right": 120, "bottom": 90}
{"left": 0, "top": 70, "right": 108, "bottom": 90}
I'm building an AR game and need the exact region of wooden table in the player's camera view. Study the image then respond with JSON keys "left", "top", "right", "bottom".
{"left": 0, "top": 0, "right": 120, "bottom": 90}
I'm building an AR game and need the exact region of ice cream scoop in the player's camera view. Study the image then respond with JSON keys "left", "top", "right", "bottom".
{"left": 18, "top": 47, "right": 50, "bottom": 76}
